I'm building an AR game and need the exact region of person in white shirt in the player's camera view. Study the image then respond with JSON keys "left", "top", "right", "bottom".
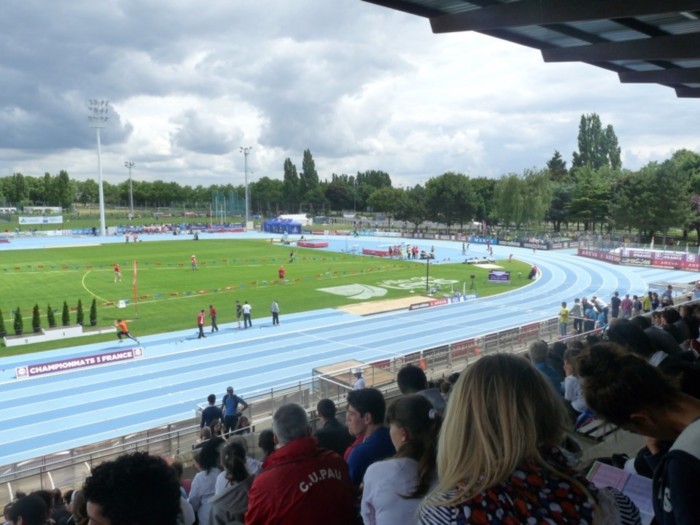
{"left": 361, "top": 395, "right": 440, "bottom": 525}
{"left": 189, "top": 437, "right": 224, "bottom": 525}
{"left": 215, "top": 437, "right": 261, "bottom": 495}
{"left": 591, "top": 295, "right": 609, "bottom": 324}
{"left": 562, "top": 347, "right": 590, "bottom": 427}
{"left": 352, "top": 368, "right": 365, "bottom": 390}
{"left": 242, "top": 301, "right": 252, "bottom": 328}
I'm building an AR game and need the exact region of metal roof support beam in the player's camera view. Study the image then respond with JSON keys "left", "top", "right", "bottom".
{"left": 362, "top": 0, "right": 438, "bottom": 18}
{"left": 542, "top": 33, "right": 700, "bottom": 62}
{"left": 430, "top": 0, "right": 700, "bottom": 33}
{"left": 676, "top": 87, "right": 700, "bottom": 97}
{"left": 619, "top": 67, "right": 700, "bottom": 83}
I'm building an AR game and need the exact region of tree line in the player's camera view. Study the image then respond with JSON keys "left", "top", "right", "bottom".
{"left": 2, "top": 114, "right": 700, "bottom": 241}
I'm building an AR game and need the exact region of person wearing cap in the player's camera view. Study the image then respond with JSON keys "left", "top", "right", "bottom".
{"left": 221, "top": 387, "right": 248, "bottom": 437}
{"left": 191, "top": 254, "right": 198, "bottom": 271}
{"left": 352, "top": 368, "right": 365, "bottom": 390}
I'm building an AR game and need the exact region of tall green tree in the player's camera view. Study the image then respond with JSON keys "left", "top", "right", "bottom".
{"left": 76, "top": 299, "right": 84, "bottom": 326}
{"left": 493, "top": 170, "right": 552, "bottom": 229}
{"left": 493, "top": 174, "right": 527, "bottom": 229}
{"left": 470, "top": 177, "right": 497, "bottom": 224}
{"left": 282, "top": 158, "right": 300, "bottom": 213}
{"left": 47, "top": 304, "right": 56, "bottom": 328}
{"left": 523, "top": 169, "right": 554, "bottom": 226}
{"left": 250, "top": 177, "right": 285, "bottom": 217}
{"left": 394, "top": 185, "right": 429, "bottom": 233}
{"left": 25, "top": 176, "right": 44, "bottom": 205}
{"left": 90, "top": 298, "right": 98, "bottom": 326}
{"left": 32, "top": 304, "right": 41, "bottom": 333}
{"left": 324, "top": 176, "right": 352, "bottom": 212}
{"left": 55, "top": 170, "right": 74, "bottom": 209}
{"left": 610, "top": 161, "right": 688, "bottom": 243}
{"left": 76, "top": 179, "right": 99, "bottom": 205}
{"left": 669, "top": 149, "right": 700, "bottom": 241}
{"left": 43, "top": 172, "right": 56, "bottom": 205}
{"left": 547, "top": 150, "right": 569, "bottom": 182}
{"left": 425, "top": 172, "right": 476, "bottom": 232}
{"left": 572, "top": 113, "right": 621, "bottom": 170}
{"left": 300, "top": 149, "right": 319, "bottom": 196}
{"left": 8, "top": 173, "right": 27, "bottom": 205}
{"left": 548, "top": 183, "right": 574, "bottom": 232}
{"left": 13, "top": 307, "right": 23, "bottom": 335}
{"left": 62, "top": 301, "right": 70, "bottom": 327}
{"left": 355, "top": 170, "right": 392, "bottom": 213}
{"left": 303, "top": 186, "right": 329, "bottom": 214}
{"left": 367, "top": 187, "right": 403, "bottom": 227}
{"left": 356, "top": 170, "right": 392, "bottom": 189}
{"left": 567, "top": 166, "right": 613, "bottom": 231}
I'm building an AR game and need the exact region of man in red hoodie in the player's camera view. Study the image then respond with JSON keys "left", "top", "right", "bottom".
{"left": 246, "top": 403, "right": 354, "bottom": 525}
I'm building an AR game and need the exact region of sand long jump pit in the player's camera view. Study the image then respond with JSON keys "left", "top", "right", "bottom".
{"left": 338, "top": 296, "right": 436, "bottom": 316}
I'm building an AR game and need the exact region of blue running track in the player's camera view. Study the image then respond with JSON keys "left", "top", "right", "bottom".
{"left": 0, "top": 233, "right": 696, "bottom": 465}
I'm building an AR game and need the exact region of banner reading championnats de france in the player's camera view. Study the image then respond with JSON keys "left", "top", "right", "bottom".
{"left": 15, "top": 348, "right": 143, "bottom": 379}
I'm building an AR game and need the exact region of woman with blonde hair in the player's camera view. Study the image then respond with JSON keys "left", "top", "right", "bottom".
{"left": 419, "top": 353, "right": 639, "bottom": 524}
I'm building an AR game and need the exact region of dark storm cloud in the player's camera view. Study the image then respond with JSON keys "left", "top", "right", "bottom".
{"left": 170, "top": 109, "right": 237, "bottom": 155}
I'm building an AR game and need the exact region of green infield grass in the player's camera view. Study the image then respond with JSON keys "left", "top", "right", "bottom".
{"left": 0, "top": 239, "right": 531, "bottom": 355}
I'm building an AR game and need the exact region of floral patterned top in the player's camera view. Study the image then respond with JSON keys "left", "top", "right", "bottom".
{"left": 419, "top": 449, "right": 597, "bottom": 525}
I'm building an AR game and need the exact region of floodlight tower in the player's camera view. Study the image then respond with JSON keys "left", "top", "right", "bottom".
{"left": 88, "top": 99, "right": 109, "bottom": 236}
{"left": 239, "top": 146, "right": 252, "bottom": 226}
{"left": 124, "top": 161, "right": 135, "bottom": 218}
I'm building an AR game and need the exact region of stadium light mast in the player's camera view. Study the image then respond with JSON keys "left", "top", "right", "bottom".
{"left": 124, "top": 161, "right": 135, "bottom": 219}
{"left": 353, "top": 177, "right": 357, "bottom": 214}
{"left": 88, "top": 99, "right": 109, "bottom": 236}
{"left": 240, "top": 146, "right": 252, "bottom": 227}
{"left": 426, "top": 258, "right": 430, "bottom": 293}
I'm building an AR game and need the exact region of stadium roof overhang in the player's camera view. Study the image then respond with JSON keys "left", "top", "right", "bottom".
{"left": 361, "top": 0, "right": 700, "bottom": 98}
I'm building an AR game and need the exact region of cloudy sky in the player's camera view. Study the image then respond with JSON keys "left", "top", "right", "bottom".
{"left": 1, "top": 0, "right": 698, "bottom": 190}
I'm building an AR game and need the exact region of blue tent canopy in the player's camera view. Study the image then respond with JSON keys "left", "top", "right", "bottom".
{"left": 263, "top": 218, "right": 302, "bottom": 234}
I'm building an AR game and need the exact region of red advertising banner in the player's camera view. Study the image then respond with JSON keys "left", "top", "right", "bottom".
{"left": 408, "top": 297, "right": 449, "bottom": 311}
{"left": 362, "top": 248, "right": 390, "bottom": 257}
{"left": 578, "top": 249, "right": 621, "bottom": 264}
{"left": 580, "top": 248, "right": 700, "bottom": 271}
{"left": 297, "top": 241, "right": 329, "bottom": 248}
{"left": 450, "top": 338, "right": 479, "bottom": 359}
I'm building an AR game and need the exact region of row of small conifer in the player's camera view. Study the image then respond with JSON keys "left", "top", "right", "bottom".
{"left": 0, "top": 299, "right": 97, "bottom": 337}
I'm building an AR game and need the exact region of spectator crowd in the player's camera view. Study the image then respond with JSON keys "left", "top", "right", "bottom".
{"left": 5, "top": 294, "right": 700, "bottom": 525}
